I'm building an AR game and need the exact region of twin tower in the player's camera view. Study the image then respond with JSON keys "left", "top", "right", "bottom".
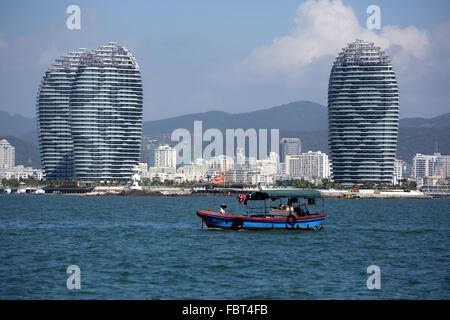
{"left": 36, "top": 42, "right": 143, "bottom": 181}
{"left": 37, "top": 40, "right": 399, "bottom": 184}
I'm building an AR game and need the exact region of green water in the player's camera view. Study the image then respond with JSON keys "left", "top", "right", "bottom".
{"left": 0, "top": 195, "right": 449, "bottom": 299}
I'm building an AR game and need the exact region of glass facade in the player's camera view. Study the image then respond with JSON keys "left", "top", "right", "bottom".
{"left": 36, "top": 43, "right": 143, "bottom": 181}
{"left": 328, "top": 40, "right": 399, "bottom": 184}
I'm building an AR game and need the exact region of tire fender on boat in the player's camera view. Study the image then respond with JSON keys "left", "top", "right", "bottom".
{"left": 286, "top": 214, "right": 296, "bottom": 229}
{"left": 231, "top": 217, "right": 244, "bottom": 230}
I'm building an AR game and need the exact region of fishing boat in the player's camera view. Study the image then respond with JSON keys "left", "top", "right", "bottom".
{"left": 197, "top": 189, "right": 326, "bottom": 231}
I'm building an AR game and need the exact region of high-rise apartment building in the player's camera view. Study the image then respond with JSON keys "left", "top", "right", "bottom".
{"left": 36, "top": 42, "right": 143, "bottom": 181}
{"left": 328, "top": 39, "right": 399, "bottom": 184}
{"left": 0, "top": 139, "right": 15, "bottom": 170}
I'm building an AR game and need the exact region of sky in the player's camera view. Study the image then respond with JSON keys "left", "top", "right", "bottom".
{"left": 0, "top": 0, "right": 449, "bottom": 121}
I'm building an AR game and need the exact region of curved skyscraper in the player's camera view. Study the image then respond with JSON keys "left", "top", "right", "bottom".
{"left": 328, "top": 40, "right": 399, "bottom": 184}
{"left": 37, "top": 42, "right": 143, "bottom": 181}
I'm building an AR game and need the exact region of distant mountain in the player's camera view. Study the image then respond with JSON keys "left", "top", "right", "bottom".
{"left": 0, "top": 102, "right": 449, "bottom": 166}
{"left": 18, "top": 130, "right": 39, "bottom": 146}
{"left": 397, "top": 126, "right": 450, "bottom": 160}
{"left": 282, "top": 126, "right": 450, "bottom": 162}
{"left": 400, "top": 113, "right": 450, "bottom": 128}
{"left": 143, "top": 101, "right": 328, "bottom": 139}
{"left": 141, "top": 102, "right": 449, "bottom": 161}
{"left": 0, "top": 111, "right": 36, "bottom": 137}
{"left": 0, "top": 111, "right": 40, "bottom": 167}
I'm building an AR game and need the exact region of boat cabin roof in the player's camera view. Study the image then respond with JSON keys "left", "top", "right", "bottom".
{"left": 262, "top": 189, "right": 322, "bottom": 199}
{"left": 249, "top": 189, "right": 322, "bottom": 200}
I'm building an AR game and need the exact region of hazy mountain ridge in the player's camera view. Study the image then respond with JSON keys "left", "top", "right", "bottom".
{"left": 1, "top": 101, "right": 449, "bottom": 168}
{"left": 0, "top": 111, "right": 36, "bottom": 137}
{"left": 399, "top": 113, "right": 450, "bottom": 128}
{"left": 143, "top": 101, "right": 328, "bottom": 137}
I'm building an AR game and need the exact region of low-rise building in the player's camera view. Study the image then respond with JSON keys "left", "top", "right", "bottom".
{"left": 286, "top": 151, "right": 331, "bottom": 180}
{"left": 0, "top": 165, "right": 44, "bottom": 181}
{"left": 393, "top": 158, "right": 406, "bottom": 184}
{"left": 154, "top": 145, "right": 177, "bottom": 169}
{"left": 412, "top": 153, "right": 449, "bottom": 179}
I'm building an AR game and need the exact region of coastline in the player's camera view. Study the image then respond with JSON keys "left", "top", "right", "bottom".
{"left": 1, "top": 185, "right": 440, "bottom": 198}
{"left": 1, "top": 187, "right": 434, "bottom": 198}
{"left": 85, "top": 186, "right": 434, "bottom": 198}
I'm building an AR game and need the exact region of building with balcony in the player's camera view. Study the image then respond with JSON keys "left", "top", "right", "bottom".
{"left": 328, "top": 39, "right": 399, "bottom": 184}
{"left": 36, "top": 42, "right": 143, "bottom": 181}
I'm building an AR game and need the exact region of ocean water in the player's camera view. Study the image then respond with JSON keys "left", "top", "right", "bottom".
{"left": 0, "top": 194, "right": 449, "bottom": 299}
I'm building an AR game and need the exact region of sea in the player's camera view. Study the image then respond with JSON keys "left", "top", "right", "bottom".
{"left": 0, "top": 194, "right": 449, "bottom": 299}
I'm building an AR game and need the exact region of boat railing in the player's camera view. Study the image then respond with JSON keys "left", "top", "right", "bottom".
{"left": 245, "top": 206, "right": 271, "bottom": 216}
{"left": 239, "top": 190, "right": 326, "bottom": 217}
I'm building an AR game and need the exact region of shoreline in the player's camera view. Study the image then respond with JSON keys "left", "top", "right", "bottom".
{"left": 1, "top": 188, "right": 438, "bottom": 199}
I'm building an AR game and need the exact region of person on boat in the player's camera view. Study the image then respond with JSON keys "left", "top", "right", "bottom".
{"left": 294, "top": 206, "right": 303, "bottom": 216}
{"left": 287, "top": 198, "right": 293, "bottom": 213}
{"left": 303, "top": 204, "right": 310, "bottom": 216}
{"left": 220, "top": 204, "right": 227, "bottom": 214}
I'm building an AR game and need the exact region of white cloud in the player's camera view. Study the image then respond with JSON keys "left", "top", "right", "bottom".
{"left": 235, "top": 0, "right": 429, "bottom": 79}
{"left": 205, "top": 0, "right": 450, "bottom": 118}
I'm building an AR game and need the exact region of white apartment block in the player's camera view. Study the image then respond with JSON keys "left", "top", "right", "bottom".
{"left": 177, "top": 163, "right": 208, "bottom": 182}
{"left": 412, "top": 153, "right": 439, "bottom": 179}
{"left": 154, "top": 145, "right": 177, "bottom": 169}
{"left": 393, "top": 158, "right": 405, "bottom": 183}
{"left": 286, "top": 151, "right": 331, "bottom": 180}
{"left": 0, "top": 139, "right": 15, "bottom": 170}
{"left": 136, "top": 162, "right": 150, "bottom": 179}
{"left": 209, "top": 155, "right": 234, "bottom": 171}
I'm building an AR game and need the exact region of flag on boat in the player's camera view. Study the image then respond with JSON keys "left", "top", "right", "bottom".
{"left": 238, "top": 194, "right": 247, "bottom": 205}
{"left": 212, "top": 172, "right": 225, "bottom": 184}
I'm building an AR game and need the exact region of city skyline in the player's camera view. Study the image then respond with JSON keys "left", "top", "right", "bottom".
{"left": 0, "top": 0, "right": 449, "bottom": 121}
{"left": 0, "top": 1, "right": 448, "bottom": 183}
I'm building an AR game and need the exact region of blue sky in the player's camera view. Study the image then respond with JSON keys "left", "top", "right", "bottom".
{"left": 0, "top": 0, "right": 449, "bottom": 121}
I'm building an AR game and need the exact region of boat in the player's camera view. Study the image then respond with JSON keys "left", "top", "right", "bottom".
{"left": 197, "top": 189, "right": 327, "bottom": 231}
{"left": 342, "top": 194, "right": 360, "bottom": 199}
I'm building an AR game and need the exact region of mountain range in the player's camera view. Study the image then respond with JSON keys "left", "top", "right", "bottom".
{"left": 1, "top": 100, "right": 449, "bottom": 168}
